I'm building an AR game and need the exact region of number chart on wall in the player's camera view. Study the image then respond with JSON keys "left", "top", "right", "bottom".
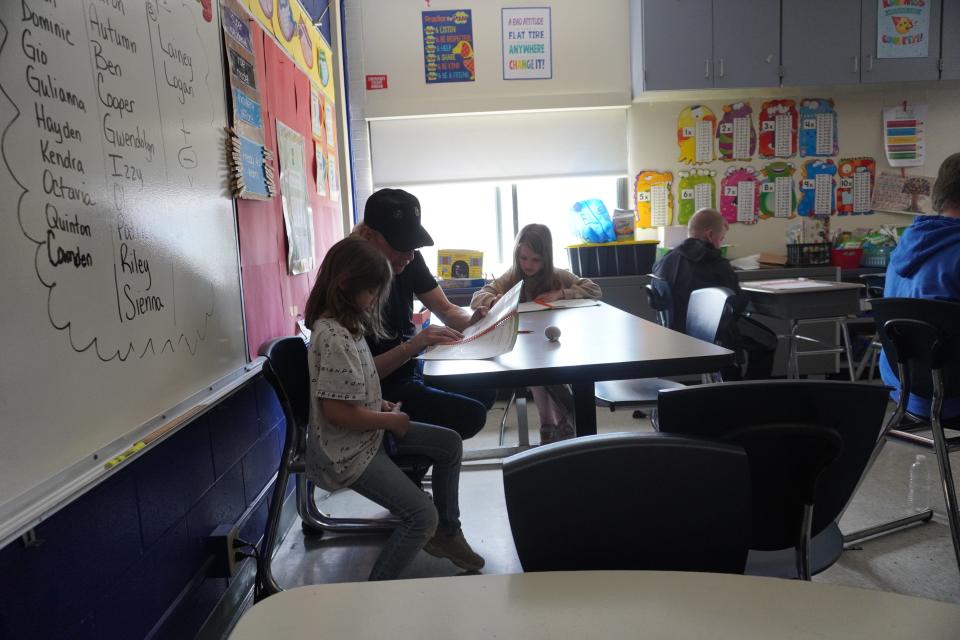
{"left": 0, "top": 0, "right": 246, "bottom": 542}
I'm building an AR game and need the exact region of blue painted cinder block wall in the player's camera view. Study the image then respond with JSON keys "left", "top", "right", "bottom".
{"left": 0, "top": 376, "right": 285, "bottom": 640}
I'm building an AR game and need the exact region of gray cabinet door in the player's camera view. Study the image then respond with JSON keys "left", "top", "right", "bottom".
{"left": 641, "top": 0, "right": 714, "bottom": 90}
{"left": 712, "top": 0, "right": 780, "bottom": 88}
{"left": 861, "top": 0, "right": 942, "bottom": 83}
{"left": 942, "top": 0, "right": 960, "bottom": 80}
{"left": 782, "top": 0, "right": 862, "bottom": 87}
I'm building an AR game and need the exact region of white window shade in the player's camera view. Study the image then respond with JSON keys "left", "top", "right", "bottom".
{"left": 370, "top": 108, "right": 628, "bottom": 186}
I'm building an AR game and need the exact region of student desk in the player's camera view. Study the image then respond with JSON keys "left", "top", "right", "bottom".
{"left": 422, "top": 302, "right": 733, "bottom": 438}
{"left": 229, "top": 571, "right": 960, "bottom": 639}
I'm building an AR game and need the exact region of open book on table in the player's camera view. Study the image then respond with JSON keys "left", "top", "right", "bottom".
{"left": 417, "top": 280, "right": 523, "bottom": 360}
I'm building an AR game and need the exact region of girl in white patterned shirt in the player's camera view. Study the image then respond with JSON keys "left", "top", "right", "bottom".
{"left": 304, "top": 237, "right": 483, "bottom": 580}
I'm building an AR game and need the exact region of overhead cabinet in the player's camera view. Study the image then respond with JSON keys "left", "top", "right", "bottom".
{"left": 937, "top": 0, "right": 959, "bottom": 80}
{"left": 781, "top": 0, "right": 862, "bottom": 87}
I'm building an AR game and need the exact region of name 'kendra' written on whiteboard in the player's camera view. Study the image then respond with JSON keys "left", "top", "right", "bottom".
{"left": 3, "top": 0, "right": 233, "bottom": 361}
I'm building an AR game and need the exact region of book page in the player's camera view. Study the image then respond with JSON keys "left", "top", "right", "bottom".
{"left": 419, "top": 280, "right": 522, "bottom": 360}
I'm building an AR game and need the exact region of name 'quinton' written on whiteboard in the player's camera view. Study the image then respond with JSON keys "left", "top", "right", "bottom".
{"left": 3, "top": 0, "right": 231, "bottom": 361}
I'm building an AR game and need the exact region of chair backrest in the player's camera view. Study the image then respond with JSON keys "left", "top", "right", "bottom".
{"left": 657, "top": 380, "right": 889, "bottom": 540}
{"left": 859, "top": 273, "right": 886, "bottom": 299}
{"left": 502, "top": 432, "right": 751, "bottom": 574}
{"left": 870, "top": 298, "right": 960, "bottom": 402}
{"left": 686, "top": 286, "right": 736, "bottom": 346}
{"left": 259, "top": 336, "right": 310, "bottom": 452}
{"left": 645, "top": 274, "right": 674, "bottom": 328}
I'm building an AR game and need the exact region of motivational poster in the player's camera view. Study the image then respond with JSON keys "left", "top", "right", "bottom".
{"left": 422, "top": 10, "right": 475, "bottom": 83}
{"left": 877, "top": 0, "right": 930, "bottom": 59}
{"left": 502, "top": 7, "right": 552, "bottom": 80}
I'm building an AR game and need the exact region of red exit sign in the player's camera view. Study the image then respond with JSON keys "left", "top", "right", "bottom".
{"left": 366, "top": 75, "right": 389, "bottom": 90}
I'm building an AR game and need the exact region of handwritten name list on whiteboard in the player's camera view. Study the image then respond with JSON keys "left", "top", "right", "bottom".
{"left": 1, "top": 0, "right": 244, "bottom": 363}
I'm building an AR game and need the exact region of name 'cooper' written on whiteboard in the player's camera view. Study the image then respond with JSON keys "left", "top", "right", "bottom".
{"left": 1, "top": 0, "right": 235, "bottom": 361}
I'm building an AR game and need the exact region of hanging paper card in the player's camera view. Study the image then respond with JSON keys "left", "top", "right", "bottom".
{"left": 798, "top": 98, "right": 838, "bottom": 157}
{"left": 717, "top": 102, "right": 756, "bottom": 161}
{"left": 798, "top": 159, "right": 837, "bottom": 217}
{"left": 720, "top": 166, "right": 760, "bottom": 225}
{"left": 758, "top": 100, "right": 797, "bottom": 159}
{"left": 872, "top": 171, "right": 936, "bottom": 215}
{"left": 677, "top": 169, "right": 717, "bottom": 226}
{"left": 883, "top": 104, "right": 926, "bottom": 167}
{"left": 878, "top": 0, "right": 930, "bottom": 59}
{"left": 677, "top": 105, "right": 716, "bottom": 165}
{"left": 837, "top": 157, "right": 876, "bottom": 215}
{"left": 759, "top": 162, "right": 797, "bottom": 219}
{"left": 315, "top": 143, "right": 328, "bottom": 197}
{"left": 635, "top": 171, "right": 674, "bottom": 228}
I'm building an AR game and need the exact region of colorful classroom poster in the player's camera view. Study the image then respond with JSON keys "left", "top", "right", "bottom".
{"left": 310, "top": 89, "right": 323, "bottom": 138}
{"left": 677, "top": 169, "right": 717, "bottom": 226}
{"left": 276, "top": 120, "right": 315, "bottom": 274}
{"left": 798, "top": 98, "right": 838, "bottom": 157}
{"left": 837, "top": 157, "right": 877, "bottom": 215}
{"left": 883, "top": 104, "right": 926, "bottom": 167}
{"left": 872, "top": 171, "right": 935, "bottom": 215}
{"left": 759, "top": 99, "right": 797, "bottom": 159}
{"left": 423, "top": 10, "right": 475, "bottom": 83}
{"left": 717, "top": 102, "right": 756, "bottom": 161}
{"left": 677, "top": 105, "right": 716, "bottom": 165}
{"left": 720, "top": 166, "right": 759, "bottom": 224}
{"left": 635, "top": 171, "right": 674, "bottom": 228}
{"left": 798, "top": 159, "right": 837, "bottom": 217}
{"left": 759, "top": 162, "right": 797, "bottom": 219}
{"left": 502, "top": 7, "right": 552, "bottom": 80}
{"left": 315, "top": 144, "right": 328, "bottom": 197}
{"left": 327, "top": 154, "right": 340, "bottom": 202}
{"left": 877, "top": 0, "right": 930, "bottom": 59}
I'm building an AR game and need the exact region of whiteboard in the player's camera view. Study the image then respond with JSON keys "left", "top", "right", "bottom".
{"left": 0, "top": 0, "right": 247, "bottom": 544}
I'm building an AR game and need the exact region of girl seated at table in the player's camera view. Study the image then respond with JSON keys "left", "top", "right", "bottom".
{"left": 471, "top": 223, "right": 601, "bottom": 443}
{"left": 305, "top": 237, "right": 484, "bottom": 580}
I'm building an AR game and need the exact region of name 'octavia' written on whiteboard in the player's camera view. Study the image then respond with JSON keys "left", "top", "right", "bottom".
{"left": 3, "top": 0, "right": 236, "bottom": 361}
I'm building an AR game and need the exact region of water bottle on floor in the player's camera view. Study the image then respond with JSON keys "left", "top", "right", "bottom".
{"left": 907, "top": 454, "right": 932, "bottom": 513}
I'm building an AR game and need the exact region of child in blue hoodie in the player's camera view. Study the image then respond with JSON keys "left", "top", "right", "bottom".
{"left": 880, "top": 153, "right": 960, "bottom": 418}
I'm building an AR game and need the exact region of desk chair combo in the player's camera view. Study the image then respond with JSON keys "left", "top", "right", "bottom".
{"left": 656, "top": 380, "right": 889, "bottom": 580}
{"left": 843, "top": 298, "right": 960, "bottom": 574}
{"left": 255, "top": 337, "right": 426, "bottom": 599}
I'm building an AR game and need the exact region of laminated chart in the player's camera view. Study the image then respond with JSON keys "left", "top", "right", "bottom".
{"left": 677, "top": 169, "right": 717, "bottom": 226}
{"left": 758, "top": 100, "right": 797, "bottom": 158}
{"left": 883, "top": 104, "right": 926, "bottom": 168}
{"left": 798, "top": 98, "right": 838, "bottom": 157}
{"left": 717, "top": 102, "right": 756, "bottom": 161}
{"left": 635, "top": 171, "right": 674, "bottom": 228}
{"left": 720, "top": 167, "right": 760, "bottom": 225}
{"left": 677, "top": 105, "right": 716, "bottom": 164}
{"left": 798, "top": 159, "right": 837, "bottom": 217}
{"left": 837, "top": 158, "right": 877, "bottom": 215}
{"left": 759, "top": 162, "right": 797, "bottom": 219}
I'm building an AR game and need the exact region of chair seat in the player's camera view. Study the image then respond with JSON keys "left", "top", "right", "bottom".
{"left": 595, "top": 378, "right": 686, "bottom": 407}
{"left": 744, "top": 521, "right": 844, "bottom": 579}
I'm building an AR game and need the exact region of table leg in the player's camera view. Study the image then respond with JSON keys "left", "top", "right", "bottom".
{"left": 572, "top": 382, "right": 597, "bottom": 437}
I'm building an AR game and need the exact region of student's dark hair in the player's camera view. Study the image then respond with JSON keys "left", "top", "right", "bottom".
{"left": 511, "top": 223, "right": 560, "bottom": 301}
{"left": 304, "top": 237, "right": 393, "bottom": 338}
{"left": 932, "top": 152, "right": 960, "bottom": 214}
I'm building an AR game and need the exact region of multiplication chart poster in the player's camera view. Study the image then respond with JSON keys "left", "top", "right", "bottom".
{"left": 759, "top": 162, "right": 797, "bottom": 219}
{"left": 798, "top": 98, "right": 838, "bottom": 157}
{"left": 837, "top": 157, "right": 876, "bottom": 215}
{"left": 677, "top": 105, "right": 716, "bottom": 164}
{"left": 635, "top": 171, "right": 674, "bottom": 227}
{"left": 717, "top": 102, "right": 756, "bottom": 161}
{"left": 758, "top": 100, "right": 797, "bottom": 159}
{"left": 720, "top": 166, "right": 759, "bottom": 224}
{"left": 422, "top": 10, "right": 475, "bottom": 83}
{"left": 798, "top": 159, "right": 837, "bottom": 217}
{"left": 677, "top": 169, "right": 717, "bottom": 226}
{"left": 883, "top": 104, "right": 926, "bottom": 167}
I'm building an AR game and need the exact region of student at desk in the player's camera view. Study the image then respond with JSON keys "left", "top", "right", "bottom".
{"left": 653, "top": 208, "right": 776, "bottom": 380}
{"left": 880, "top": 153, "right": 960, "bottom": 417}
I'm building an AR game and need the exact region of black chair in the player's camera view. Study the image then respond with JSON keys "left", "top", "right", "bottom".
{"left": 686, "top": 287, "right": 737, "bottom": 382}
{"left": 657, "top": 380, "right": 889, "bottom": 579}
{"left": 853, "top": 273, "right": 887, "bottom": 380}
{"left": 502, "top": 432, "right": 752, "bottom": 574}
{"left": 594, "top": 275, "right": 684, "bottom": 420}
{"left": 843, "top": 298, "right": 960, "bottom": 574}
{"left": 256, "top": 336, "right": 425, "bottom": 598}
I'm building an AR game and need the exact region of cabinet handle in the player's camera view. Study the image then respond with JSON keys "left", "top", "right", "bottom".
{"left": 853, "top": 55, "right": 859, "bottom": 73}
{"left": 719, "top": 58, "right": 725, "bottom": 78}
{"left": 705, "top": 58, "right": 711, "bottom": 79}
{"left": 867, "top": 54, "right": 874, "bottom": 71}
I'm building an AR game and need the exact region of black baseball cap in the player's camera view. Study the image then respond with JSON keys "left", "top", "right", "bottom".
{"left": 363, "top": 189, "right": 434, "bottom": 252}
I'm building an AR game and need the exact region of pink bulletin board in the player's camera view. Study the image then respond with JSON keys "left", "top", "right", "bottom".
{"left": 237, "top": 21, "right": 344, "bottom": 358}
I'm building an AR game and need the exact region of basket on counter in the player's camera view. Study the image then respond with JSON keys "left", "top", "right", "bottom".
{"left": 831, "top": 247, "right": 864, "bottom": 269}
{"left": 786, "top": 243, "right": 832, "bottom": 267}
{"left": 566, "top": 240, "right": 658, "bottom": 277}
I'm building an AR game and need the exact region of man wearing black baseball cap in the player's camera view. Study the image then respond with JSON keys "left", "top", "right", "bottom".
{"left": 353, "top": 188, "right": 495, "bottom": 440}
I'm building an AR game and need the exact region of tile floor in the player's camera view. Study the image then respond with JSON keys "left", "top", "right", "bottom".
{"left": 268, "top": 397, "right": 960, "bottom": 604}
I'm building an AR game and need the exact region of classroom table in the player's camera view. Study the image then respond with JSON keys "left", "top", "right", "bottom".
{"left": 228, "top": 570, "right": 960, "bottom": 640}
{"left": 422, "top": 302, "right": 733, "bottom": 438}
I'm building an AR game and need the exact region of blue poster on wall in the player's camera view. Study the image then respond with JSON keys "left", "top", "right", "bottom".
{"left": 422, "top": 10, "right": 475, "bottom": 84}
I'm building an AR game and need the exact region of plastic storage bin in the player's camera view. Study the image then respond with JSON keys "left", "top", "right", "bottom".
{"left": 861, "top": 245, "right": 892, "bottom": 267}
{"left": 567, "top": 240, "right": 658, "bottom": 277}
{"left": 831, "top": 247, "right": 864, "bottom": 269}
{"left": 786, "top": 243, "right": 831, "bottom": 267}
